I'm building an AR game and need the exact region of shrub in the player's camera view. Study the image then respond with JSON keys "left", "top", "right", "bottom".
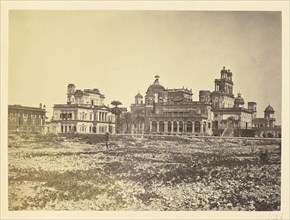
{"left": 259, "top": 149, "right": 269, "bottom": 163}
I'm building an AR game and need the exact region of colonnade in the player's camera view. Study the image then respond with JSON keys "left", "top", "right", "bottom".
{"left": 98, "top": 112, "right": 108, "bottom": 122}
{"left": 150, "top": 120, "right": 208, "bottom": 134}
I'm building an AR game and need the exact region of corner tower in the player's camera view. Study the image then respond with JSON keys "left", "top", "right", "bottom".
{"left": 67, "top": 84, "right": 76, "bottom": 104}
{"left": 248, "top": 102, "right": 257, "bottom": 119}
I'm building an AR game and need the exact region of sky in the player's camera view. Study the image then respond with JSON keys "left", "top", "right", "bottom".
{"left": 8, "top": 11, "right": 282, "bottom": 123}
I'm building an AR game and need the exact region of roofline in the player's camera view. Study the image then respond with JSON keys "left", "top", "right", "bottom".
{"left": 8, "top": 105, "right": 46, "bottom": 112}
{"left": 213, "top": 107, "right": 252, "bottom": 113}
{"left": 155, "top": 102, "right": 211, "bottom": 107}
{"left": 53, "top": 104, "right": 110, "bottom": 110}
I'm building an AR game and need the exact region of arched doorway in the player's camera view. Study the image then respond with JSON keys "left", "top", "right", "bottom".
{"left": 267, "top": 132, "right": 274, "bottom": 138}
{"left": 152, "top": 121, "right": 157, "bottom": 132}
{"left": 168, "top": 121, "right": 172, "bottom": 132}
{"left": 194, "top": 121, "right": 201, "bottom": 133}
{"left": 159, "top": 121, "right": 164, "bottom": 133}
{"left": 187, "top": 121, "right": 192, "bottom": 133}
{"left": 173, "top": 121, "right": 178, "bottom": 132}
{"left": 179, "top": 121, "right": 183, "bottom": 133}
{"left": 226, "top": 117, "right": 235, "bottom": 128}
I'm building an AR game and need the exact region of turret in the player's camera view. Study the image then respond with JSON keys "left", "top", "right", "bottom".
{"left": 135, "top": 92, "right": 143, "bottom": 104}
{"left": 264, "top": 104, "right": 275, "bottom": 119}
{"left": 248, "top": 102, "right": 257, "bottom": 119}
{"left": 264, "top": 104, "right": 275, "bottom": 127}
{"left": 67, "top": 84, "right": 76, "bottom": 104}
{"left": 199, "top": 90, "right": 211, "bottom": 103}
{"left": 67, "top": 84, "right": 75, "bottom": 94}
{"left": 220, "top": 66, "right": 233, "bottom": 82}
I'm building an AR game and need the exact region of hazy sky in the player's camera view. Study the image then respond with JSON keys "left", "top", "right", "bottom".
{"left": 9, "top": 11, "right": 282, "bottom": 123}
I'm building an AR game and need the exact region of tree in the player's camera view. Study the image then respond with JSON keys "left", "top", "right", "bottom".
{"left": 121, "top": 112, "right": 133, "bottom": 134}
{"left": 132, "top": 108, "right": 145, "bottom": 132}
{"left": 111, "top": 101, "right": 122, "bottom": 115}
{"left": 110, "top": 101, "right": 122, "bottom": 133}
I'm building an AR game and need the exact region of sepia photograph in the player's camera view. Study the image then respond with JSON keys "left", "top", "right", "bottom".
{"left": 1, "top": 1, "right": 289, "bottom": 220}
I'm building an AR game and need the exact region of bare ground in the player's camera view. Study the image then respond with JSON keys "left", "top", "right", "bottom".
{"left": 8, "top": 133, "right": 281, "bottom": 211}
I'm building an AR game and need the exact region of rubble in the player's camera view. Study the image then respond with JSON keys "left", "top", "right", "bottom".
{"left": 8, "top": 133, "right": 281, "bottom": 211}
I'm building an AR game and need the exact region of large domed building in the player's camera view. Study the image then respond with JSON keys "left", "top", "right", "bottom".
{"left": 130, "top": 67, "right": 281, "bottom": 138}
{"left": 131, "top": 75, "right": 212, "bottom": 135}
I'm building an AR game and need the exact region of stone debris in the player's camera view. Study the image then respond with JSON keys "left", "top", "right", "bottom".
{"left": 8, "top": 133, "right": 281, "bottom": 211}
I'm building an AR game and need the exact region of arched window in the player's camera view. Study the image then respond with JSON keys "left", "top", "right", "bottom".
{"left": 203, "top": 122, "right": 206, "bottom": 133}
{"left": 28, "top": 115, "right": 32, "bottom": 125}
{"left": 159, "top": 121, "right": 164, "bottom": 132}
{"left": 179, "top": 121, "right": 183, "bottom": 133}
{"left": 173, "top": 121, "right": 178, "bottom": 132}
{"left": 186, "top": 121, "right": 192, "bottom": 133}
{"left": 168, "top": 121, "right": 172, "bottom": 132}
{"left": 152, "top": 121, "right": 157, "bottom": 132}
{"left": 194, "top": 121, "right": 201, "bottom": 133}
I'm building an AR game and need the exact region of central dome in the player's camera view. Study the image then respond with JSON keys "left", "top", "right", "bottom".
{"left": 146, "top": 75, "right": 165, "bottom": 93}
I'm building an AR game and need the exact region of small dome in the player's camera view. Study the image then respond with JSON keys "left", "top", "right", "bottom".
{"left": 146, "top": 75, "right": 165, "bottom": 93}
{"left": 234, "top": 93, "right": 244, "bottom": 105}
{"left": 68, "top": 83, "right": 75, "bottom": 88}
{"left": 135, "top": 92, "right": 143, "bottom": 98}
{"left": 264, "top": 104, "right": 275, "bottom": 112}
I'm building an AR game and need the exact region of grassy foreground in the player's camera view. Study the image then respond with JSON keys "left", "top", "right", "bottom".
{"left": 8, "top": 133, "right": 281, "bottom": 211}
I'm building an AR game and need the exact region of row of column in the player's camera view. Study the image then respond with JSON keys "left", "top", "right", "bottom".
{"left": 99, "top": 112, "right": 108, "bottom": 122}
{"left": 60, "top": 124, "right": 114, "bottom": 134}
{"left": 78, "top": 112, "right": 108, "bottom": 121}
{"left": 150, "top": 121, "right": 206, "bottom": 133}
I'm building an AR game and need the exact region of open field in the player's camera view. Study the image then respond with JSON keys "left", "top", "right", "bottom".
{"left": 8, "top": 133, "right": 281, "bottom": 211}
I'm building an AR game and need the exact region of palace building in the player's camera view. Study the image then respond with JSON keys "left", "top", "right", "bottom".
{"left": 210, "top": 67, "right": 255, "bottom": 136}
{"left": 8, "top": 104, "right": 46, "bottom": 132}
{"left": 131, "top": 75, "right": 213, "bottom": 135}
{"left": 49, "top": 84, "right": 116, "bottom": 134}
{"left": 252, "top": 105, "right": 281, "bottom": 138}
{"left": 131, "top": 67, "right": 281, "bottom": 137}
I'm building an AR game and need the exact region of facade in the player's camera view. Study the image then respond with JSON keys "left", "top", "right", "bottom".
{"left": 49, "top": 84, "right": 116, "bottom": 134}
{"left": 8, "top": 104, "right": 46, "bottom": 132}
{"left": 210, "top": 67, "right": 255, "bottom": 136}
{"left": 131, "top": 75, "right": 213, "bottom": 135}
{"left": 252, "top": 105, "right": 281, "bottom": 138}
{"left": 131, "top": 67, "right": 281, "bottom": 137}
